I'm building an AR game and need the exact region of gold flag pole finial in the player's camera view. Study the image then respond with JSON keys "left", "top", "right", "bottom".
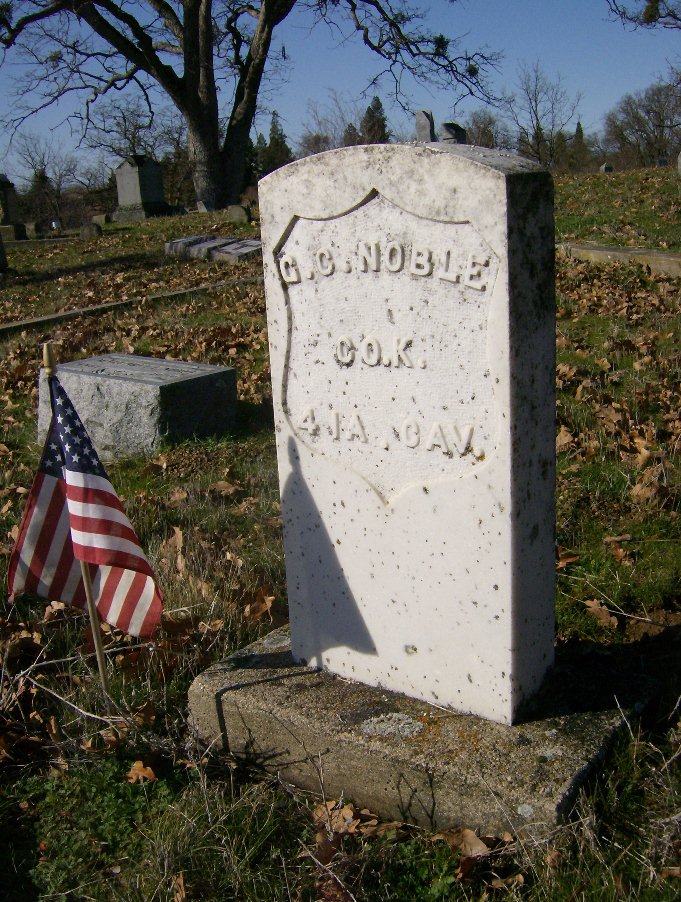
{"left": 43, "top": 342, "right": 56, "bottom": 378}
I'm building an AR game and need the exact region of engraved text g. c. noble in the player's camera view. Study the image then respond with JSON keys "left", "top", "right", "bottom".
{"left": 276, "top": 194, "right": 499, "bottom": 500}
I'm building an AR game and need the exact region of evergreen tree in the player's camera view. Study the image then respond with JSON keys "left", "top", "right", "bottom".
{"left": 360, "top": 96, "right": 391, "bottom": 143}
{"left": 257, "top": 112, "right": 294, "bottom": 177}
{"left": 343, "top": 123, "right": 363, "bottom": 146}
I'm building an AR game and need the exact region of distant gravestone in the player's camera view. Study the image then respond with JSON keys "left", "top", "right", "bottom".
{"left": 0, "top": 232, "right": 7, "bottom": 272}
{"left": 0, "top": 173, "right": 20, "bottom": 224}
{"left": 165, "top": 234, "right": 261, "bottom": 263}
{"left": 80, "top": 222, "right": 103, "bottom": 240}
{"left": 415, "top": 110, "right": 436, "bottom": 143}
{"left": 600, "top": 163, "right": 614, "bottom": 173}
{"left": 211, "top": 238, "right": 262, "bottom": 264}
{"left": 92, "top": 213, "right": 111, "bottom": 228}
{"left": 259, "top": 144, "right": 556, "bottom": 725}
{"left": 656, "top": 158, "right": 668, "bottom": 168}
{"left": 113, "top": 156, "right": 171, "bottom": 222}
{"left": 226, "top": 204, "right": 251, "bottom": 224}
{"left": 0, "top": 173, "right": 27, "bottom": 240}
{"left": 440, "top": 122, "right": 467, "bottom": 144}
{"left": 38, "top": 354, "right": 237, "bottom": 459}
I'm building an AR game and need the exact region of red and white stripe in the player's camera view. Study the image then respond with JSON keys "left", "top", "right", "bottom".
{"left": 8, "top": 470, "right": 161, "bottom": 638}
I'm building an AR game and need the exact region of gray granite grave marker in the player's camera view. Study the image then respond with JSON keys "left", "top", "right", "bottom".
{"left": 440, "top": 122, "right": 467, "bottom": 144}
{"left": 0, "top": 174, "right": 27, "bottom": 240}
{"left": 113, "top": 156, "right": 171, "bottom": 222}
{"left": 38, "top": 353, "right": 236, "bottom": 459}
{"left": 415, "top": 110, "right": 436, "bottom": 143}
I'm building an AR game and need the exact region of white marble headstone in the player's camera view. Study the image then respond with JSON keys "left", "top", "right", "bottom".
{"left": 260, "top": 144, "right": 555, "bottom": 724}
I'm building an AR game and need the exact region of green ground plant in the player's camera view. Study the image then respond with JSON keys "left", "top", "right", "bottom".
{"left": 0, "top": 185, "right": 679, "bottom": 899}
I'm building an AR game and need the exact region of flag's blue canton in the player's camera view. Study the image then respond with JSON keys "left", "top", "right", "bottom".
{"left": 48, "top": 378, "right": 108, "bottom": 478}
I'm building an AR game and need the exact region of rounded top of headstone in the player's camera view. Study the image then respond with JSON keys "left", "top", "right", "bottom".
{"left": 260, "top": 143, "right": 545, "bottom": 193}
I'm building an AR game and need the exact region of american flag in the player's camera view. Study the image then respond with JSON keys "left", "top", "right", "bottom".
{"left": 8, "top": 375, "right": 162, "bottom": 638}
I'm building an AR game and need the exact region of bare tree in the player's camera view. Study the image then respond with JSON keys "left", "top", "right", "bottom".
{"left": 82, "top": 95, "right": 168, "bottom": 159}
{"left": 1, "top": 1, "right": 499, "bottom": 208}
{"left": 607, "top": 1, "right": 681, "bottom": 27}
{"left": 504, "top": 62, "right": 582, "bottom": 166}
{"left": 15, "top": 132, "right": 80, "bottom": 223}
{"left": 463, "top": 107, "right": 513, "bottom": 149}
{"left": 603, "top": 78, "right": 681, "bottom": 165}
{"left": 296, "top": 91, "right": 365, "bottom": 157}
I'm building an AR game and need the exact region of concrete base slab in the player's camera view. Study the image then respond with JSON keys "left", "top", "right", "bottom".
{"left": 559, "top": 241, "right": 681, "bottom": 279}
{"left": 188, "top": 626, "right": 656, "bottom": 839}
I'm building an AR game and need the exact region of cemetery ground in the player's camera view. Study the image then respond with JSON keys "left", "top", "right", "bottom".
{"left": 0, "top": 171, "right": 679, "bottom": 900}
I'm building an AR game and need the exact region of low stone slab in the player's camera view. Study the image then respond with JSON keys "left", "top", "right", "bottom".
{"left": 187, "top": 237, "right": 235, "bottom": 259}
{"left": 165, "top": 234, "right": 261, "bottom": 264}
{"left": 38, "top": 353, "right": 236, "bottom": 460}
{"left": 189, "top": 627, "right": 656, "bottom": 839}
{"left": 559, "top": 241, "right": 681, "bottom": 279}
{"left": 164, "top": 234, "right": 213, "bottom": 256}
{"left": 211, "top": 238, "right": 262, "bottom": 263}
{"left": 0, "top": 223, "right": 27, "bottom": 242}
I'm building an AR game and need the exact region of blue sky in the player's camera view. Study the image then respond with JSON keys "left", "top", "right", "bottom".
{"left": 0, "top": 0, "right": 678, "bottom": 179}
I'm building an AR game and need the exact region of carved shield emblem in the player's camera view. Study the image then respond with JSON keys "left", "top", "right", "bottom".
{"left": 275, "top": 192, "right": 499, "bottom": 501}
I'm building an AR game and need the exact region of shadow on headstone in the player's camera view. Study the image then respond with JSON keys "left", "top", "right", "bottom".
{"left": 281, "top": 437, "right": 377, "bottom": 663}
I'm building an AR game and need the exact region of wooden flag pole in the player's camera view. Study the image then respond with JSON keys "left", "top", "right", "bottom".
{"left": 43, "top": 342, "right": 112, "bottom": 702}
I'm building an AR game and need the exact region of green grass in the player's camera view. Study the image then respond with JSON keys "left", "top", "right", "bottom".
{"left": 555, "top": 166, "right": 681, "bottom": 250}
{"left": 0, "top": 187, "right": 680, "bottom": 899}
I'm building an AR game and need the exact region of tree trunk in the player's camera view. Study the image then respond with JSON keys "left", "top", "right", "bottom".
{"left": 187, "top": 120, "right": 227, "bottom": 208}
{"left": 221, "top": 0, "right": 298, "bottom": 204}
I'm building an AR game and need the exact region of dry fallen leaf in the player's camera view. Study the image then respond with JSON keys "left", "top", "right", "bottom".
{"left": 126, "top": 760, "right": 157, "bottom": 783}
{"left": 584, "top": 599, "right": 618, "bottom": 629}
{"left": 172, "top": 872, "right": 187, "bottom": 902}
{"left": 557, "top": 547, "right": 580, "bottom": 569}
{"left": 556, "top": 425, "right": 574, "bottom": 452}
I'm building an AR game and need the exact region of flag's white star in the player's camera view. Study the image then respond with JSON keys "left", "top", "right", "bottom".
{"left": 72, "top": 453, "right": 80, "bottom": 463}
{"left": 64, "top": 442, "right": 71, "bottom": 452}
{"left": 56, "top": 414, "right": 63, "bottom": 424}
{"left": 55, "top": 397, "right": 63, "bottom": 406}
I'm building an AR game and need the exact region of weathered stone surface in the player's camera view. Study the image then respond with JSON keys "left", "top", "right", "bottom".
{"left": 38, "top": 353, "right": 237, "bottom": 459}
{"left": 113, "top": 155, "right": 171, "bottom": 221}
{"left": 187, "top": 237, "right": 235, "bottom": 259}
{"left": 599, "top": 163, "right": 614, "bottom": 173}
{"left": 0, "top": 173, "right": 20, "bottom": 224}
{"left": 80, "top": 222, "right": 103, "bottom": 240}
{"left": 440, "top": 122, "right": 467, "bottom": 144}
{"left": 164, "top": 235, "right": 213, "bottom": 257}
{"left": 225, "top": 204, "right": 251, "bottom": 223}
{"left": 559, "top": 242, "right": 681, "bottom": 279}
{"left": 260, "top": 144, "right": 555, "bottom": 724}
{"left": 0, "top": 223, "right": 27, "bottom": 241}
{"left": 92, "top": 214, "right": 111, "bottom": 227}
{"left": 415, "top": 110, "right": 436, "bottom": 142}
{"left": 188, "top": 627, "right": 656, "bottom": 838}
{"left": 165, "top": 235, "right": 262, "bottom": 263}
{"left": 211, "top": 238, "right": 262, "bottom": 264}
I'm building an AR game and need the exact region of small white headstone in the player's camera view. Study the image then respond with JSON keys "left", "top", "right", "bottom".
{"left": 260, "top": 145, "right": 555, "bottom": 724}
